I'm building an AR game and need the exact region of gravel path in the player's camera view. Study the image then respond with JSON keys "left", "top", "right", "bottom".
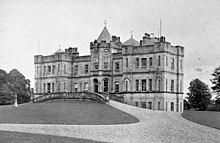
{"left": 0, "top": 100, "right": 219, "bottom": 143}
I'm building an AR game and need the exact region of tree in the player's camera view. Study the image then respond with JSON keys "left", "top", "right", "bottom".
{"left": 0, "top": 68, "right": 31, "bottom": 105}
{"left": 7, "top": 69, "right": 31, "bottom": 103}
{"left": 0, "top": 83, "right": 14, "bottom": 105}
{"left": 187, "top": 78, "right": 211, "bottom": 111}
{"left": 211, "top": 66, "right": 220, "bottom": 102}
{"left": 0, "top": 69, "right": 7, "bottom": 86}
{"left": 184, "top": 99, "right": 190, "bottom": 110}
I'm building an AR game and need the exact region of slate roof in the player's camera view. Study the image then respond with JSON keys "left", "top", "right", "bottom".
{"left": 97, "top": 27, "right": 111, "bottom": 43}
{"left": 123, "top": 38, "right": 140, "bottom": 46}
{"left": 54, "top": 48, "right": 64, "bottom": 54}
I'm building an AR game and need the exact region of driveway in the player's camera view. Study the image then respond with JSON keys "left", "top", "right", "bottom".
{"left": 0, "top": 100, "right": 219, "bottom": 143}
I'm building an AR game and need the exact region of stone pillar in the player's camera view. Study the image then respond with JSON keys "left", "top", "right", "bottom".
{"left": 14, "top": 93, "right": 18, "bottom": 107}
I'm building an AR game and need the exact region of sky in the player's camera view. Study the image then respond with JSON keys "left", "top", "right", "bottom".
{"left": 0, "top": 0, "right": 220, "bottom": 97}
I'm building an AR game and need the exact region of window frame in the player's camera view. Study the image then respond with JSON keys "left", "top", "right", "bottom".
{"left": 115, "top": 61, "right": 120, "bottom": 71}
{"left": 141, "top": 58, "right": 147, "bottom": 68}
{"left": 141, "top": 79, "right": 146, "bottom": 91}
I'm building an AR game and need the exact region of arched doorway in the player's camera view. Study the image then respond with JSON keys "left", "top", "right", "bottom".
{"left": 93, "top": 78, "right": 99, "bottom": 93}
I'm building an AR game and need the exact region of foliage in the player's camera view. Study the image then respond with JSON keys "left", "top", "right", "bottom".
{"left": 211, "top": 66, "right": 220, "bottom": 102}
{"left": 184, "top": 99, "right": 190, "bottom": 110}
{"left": 0, "top": 68, "right": 31, "bottom": 105}
{"left": 187, "top": 78, "right": 211, "bottom": 111}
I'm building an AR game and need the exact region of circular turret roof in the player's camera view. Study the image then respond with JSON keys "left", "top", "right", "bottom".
{"left": 123, "top": 38, "right": 139, "bottom": 46}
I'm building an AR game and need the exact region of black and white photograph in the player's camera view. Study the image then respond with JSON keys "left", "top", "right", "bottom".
{"left": 0, "top": 0, "right": 219, "bottom": 142}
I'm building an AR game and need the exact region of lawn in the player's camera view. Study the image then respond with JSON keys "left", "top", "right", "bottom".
{"left": 182, "top": 110, "right": 220, "bottom": 130}
{"left": 0, "top": 99, "right": 139, "bottom": 125}
{"left": 0, "top": 130, "right": 107, "bottom": 143}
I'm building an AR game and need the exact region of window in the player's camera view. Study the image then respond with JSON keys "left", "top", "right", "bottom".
{"left": 135, "top": 102, "right": 138, "bottom": 107}
{"left": 115, "top": 82, "right": 119, "bottom": 92}
{"left": 141, "top": 102, "right": 146, "bottom": 108}
{"left": 171, "top": 102, "right": 174, "bottom": 111}
{"left": 125, "top": 80, "right": 128, "bottom": 92}
{"left": 52, "top": 83, "right": 54, "bottom": 93}
{"left": 57, "top": 82, "right": 60, "bottom": 92}
{"left": 52, "top": 65, "right": 55, "bottom": 74}
{"left": 141, "top": 58, "right": 147, "bottom": 67}
{"left": 44, "top": 66, "right": 46, "bottom": 74}
{"left": 35, "top": 82, "right": 38, "bottom": 93}
{"left": 125, "top": 47, "right": 128, "bottom": 53}
{"left": 171, "top": 80, "right": 174, "bottom": 92}
{"left": 58, "top": 64, "right": 60, "bottom": 73}
{"left": 47, "top": 83, "right": 51, "bottom": 93}
{"left": 115, "top": 62, "right": 120, "bottom": 70}
{"left": 94, "top": 64, "right": 99, "bottom": 70}
{"left": 85, "top": 64, "right": 89, "bottom": 73}
{"left": 136, "top": 80, "right": 139, "bottom": 91}
{"left": 64, "top": 65, "right": 66, "bottom": 73}
{"left": 43, "top": 83, "right": 46, "bottom": 93}
{"left": 63, "top": 82, "right": 65, "bottom": 91}
{"left": 141, "top": 79, "right": 146, "bottom": 91}
{"left": 149, "top": 57, "right": 153, "bottom": 66}
{"left": 148, "top": 102, "right": 152, "bottom": 109}
{"left": 166, "top": 56, "right": 168, "bottom": 66}
{"left": 74, "top": 83, "right": 78, "bottom": 92}
{"left": 171, "top": 58, "right": 174, "bottom": 69}
{"left": 75, "top": 65, "right": 78, "bottom": 74}
{"left": 166, "top": 79, "right": 168, "bottom": 92}
{"left": 126, "top": 58, "right": 128, "bottom": 68}
{"left": 158, "top": 56, "right": 161, "bottom": 66}
{"left": 180, "top": 60, "right": 183, "bottom": 69}
{"left": 180, "top": 80, "right": 183, "bottom": 92}
{"left": 166, "top": 102, "right": 168, "bottom": 111}
{"left": 103, "top": 78, "right": 108, "bottom": 92}
{"left": 36, "top": 66, "right": 39, "bottom": 75}
{"left": 79, "top": 83, "right": 82, "bottom": 92}
{"left": 149, "top": 79, "right": 152, "bottom": 91}
{"left": 104, "top": 62, "right": 108, "bottom": 69}
{"left": 136, "top": 58, "right": 139, "bottom": 68}
{"left": 158, "top": 79, "right": 161, "bottom": 91}
{"left": 48, "top": 66, "right": 51, "bottom": 73}
{"left": 84, "top": 82, "right": 88, "bottom": 91}
{"left": 158, "top": 102, "right": 161, "bottom": 110}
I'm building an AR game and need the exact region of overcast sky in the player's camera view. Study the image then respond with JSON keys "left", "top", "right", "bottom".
{"left": 0, "top": 0, "right": 220, "bottom": 96}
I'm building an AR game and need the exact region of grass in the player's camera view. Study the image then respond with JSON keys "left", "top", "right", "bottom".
{"left": 0, "top": 130, "right": 107, "bottom": 143}
{"left": 0, "top": 99, "right": 139, "bottom": 125}
{"left": 182, "top": 110, "right": 220, "bottom": 130}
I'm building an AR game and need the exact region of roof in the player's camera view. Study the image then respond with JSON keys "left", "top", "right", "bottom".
{"left": 123, "top": 38, "right": 140, "bottom": 46}
{"left": 54, "top": 48, "right": 64, "bottom": 54}
{"left": 97, "top": 26, "right": 111, "bottom": 43}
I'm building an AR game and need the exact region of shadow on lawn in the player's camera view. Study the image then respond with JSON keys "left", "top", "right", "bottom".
{"left": 182, "top": 110, "right": 220, "bottom": 130}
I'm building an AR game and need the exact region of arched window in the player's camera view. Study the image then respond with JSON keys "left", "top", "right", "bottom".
{"left": 158, "top": 56, "right": 161, "bottom": 66}
{"left": 126, "top": 80, "right": 128, "bottom": 92}
{"left": 124, "top": 79, "right": 130, "bottom": 92}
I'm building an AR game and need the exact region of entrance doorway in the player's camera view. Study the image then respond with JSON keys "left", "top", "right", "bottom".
{"left": 93, "top": 78, "right": 99, "bottom": 93}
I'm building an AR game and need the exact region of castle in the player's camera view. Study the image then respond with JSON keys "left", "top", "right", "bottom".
{"left": 34, "top": 25, "right": 184, "bottom": 112}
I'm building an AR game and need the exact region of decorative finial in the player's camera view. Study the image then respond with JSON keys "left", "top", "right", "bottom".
{"left": 130, "top": 31, "right": 133, "bottom": 38}
{"left": 59, "top": 44, "right": 61, "bottom": 49}
{"left": 104, "top": 20, "right": 107, "bottom": 27}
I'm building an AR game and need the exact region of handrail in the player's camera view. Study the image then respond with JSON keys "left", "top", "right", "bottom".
{"left": 33, "top": 91, "right": 109, "bottom": 104}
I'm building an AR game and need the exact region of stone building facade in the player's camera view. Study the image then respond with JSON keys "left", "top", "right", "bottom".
{"left": 34, "top": 26, "right": 184, "bottom": 112}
